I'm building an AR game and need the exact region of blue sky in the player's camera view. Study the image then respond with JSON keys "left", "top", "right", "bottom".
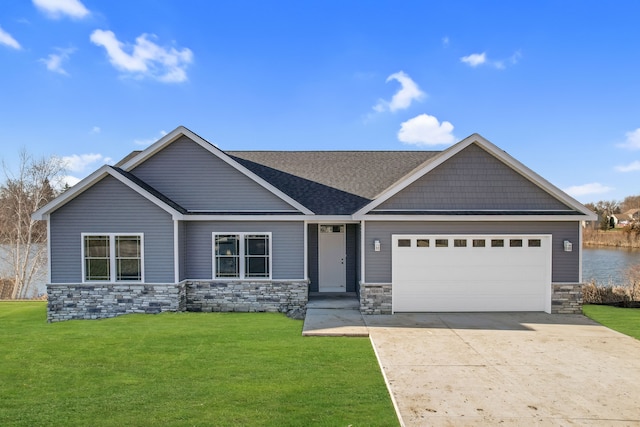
{"left": 1, "top": 0, "right": 639, "bottom": 204}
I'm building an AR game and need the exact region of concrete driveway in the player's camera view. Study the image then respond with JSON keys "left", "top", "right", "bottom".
{"left": 364, "top": 312, "right": 640, "bottom": 426}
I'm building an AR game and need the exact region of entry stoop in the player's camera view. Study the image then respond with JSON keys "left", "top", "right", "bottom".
{"left": 302, "top": 293, "right": 369, "bottom": 337}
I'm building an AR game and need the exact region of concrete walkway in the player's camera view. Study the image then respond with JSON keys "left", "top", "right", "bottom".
{"left": 303, "top": 307, "right": 640, "bottom": 426}
{"left": 302, "top": 293, "right": 368, "bottom": 337}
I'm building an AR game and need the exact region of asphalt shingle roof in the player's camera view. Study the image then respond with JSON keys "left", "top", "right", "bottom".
{"left": 228, "top": 151, "right": 439, "bottom": 199}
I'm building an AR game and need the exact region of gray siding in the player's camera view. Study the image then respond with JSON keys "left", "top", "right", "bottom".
{"left": 346, "top": 224, "right": 358, "bottom": 292}
{"left": 376, "top": 144, "right": 572, "bottom": 211}
{"left": 364, "top": 221, "right": 580, "bottom": 283}
{"left": 307, "top": 224, "right": 319, "bottom": 292}
{"left": 130, "top": 136, "right": 297, "bottom": 212}
{"left": 50, "top": 176, "right": 175, "bottom": 283}
{"left": 184, "top": 221, "right": 305, "bottom": 280}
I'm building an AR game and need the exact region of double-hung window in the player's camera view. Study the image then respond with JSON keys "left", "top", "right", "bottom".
{"left": 83, "top": 233, "right": 143, "bottom": 282}
{"left": 213, "top": 233, "right": 271, "bottom": 279}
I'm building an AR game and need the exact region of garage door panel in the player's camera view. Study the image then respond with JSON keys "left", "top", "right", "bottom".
{"left": 392, "top": 234, "right": 551, "bottom": 313}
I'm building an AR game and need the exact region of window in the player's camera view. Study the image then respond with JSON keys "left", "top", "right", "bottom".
{"left": 83, "top": 234, "right": 143, "bottom": 282}
{"left": 472, "top": 239, "right": 486, "bottom": 247}
{"left": 491, "top": 239, "right": 504, "bottom": 247}
{"left": 416, "top": 239, "right": 429, "bottom": 247}
{"left": 454, "top": 239, "right": 467, "bottom": 247}
{"left": 510, "top": 239, "right": 523, "bottom": 247}
{"left": 528, "top": 239, "right": 542, "bottom": 247}
{"left": 397, "top": 239, "right": 411, "bottom": 247}
{"left": 214, "top": 233, "right": 271, "bottom": 279}
{"left": 435, "top": 239, "right": 448, "bottom": 247}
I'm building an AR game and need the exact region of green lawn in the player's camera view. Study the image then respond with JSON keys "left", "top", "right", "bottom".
{"left": 583, "top": 304, "right": 640, "bottom": 340}
{"left": 0, "top": 302, "right": 398, "bottom": 427}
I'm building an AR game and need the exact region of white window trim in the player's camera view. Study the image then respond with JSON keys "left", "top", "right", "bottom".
{"left": 81, "top": 233, "right": 145, "bottom": 283}
{"left": 212, "top": 232, "right": 272, "bottom": 280}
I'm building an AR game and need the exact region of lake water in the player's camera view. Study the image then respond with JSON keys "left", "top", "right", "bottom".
{"left": 583, "top": 246, "right": 640, "bottom": 285}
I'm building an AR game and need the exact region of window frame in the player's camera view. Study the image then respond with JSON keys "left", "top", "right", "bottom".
{"left": 81, "top": 233, "right": 144, "bottom": 283}
{"left": 212, "top": 232, "right": 272, "bottom": 280}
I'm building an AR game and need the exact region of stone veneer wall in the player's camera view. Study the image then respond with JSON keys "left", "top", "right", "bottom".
{"left": 551, "top": 283, "right": 582, "bottom": 314}
{"left": 360, "top": 283, "right": 392, "bottom": 314}
{"left": 47, "top": 283, "right": 186, "bottom": 322}
{"left": 185, "top": 280, "right": 308, "bottom": 316}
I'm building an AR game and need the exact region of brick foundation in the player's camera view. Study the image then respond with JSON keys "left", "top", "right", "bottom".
{"left": 359, "top": 283, "right": 392, "bottom": 314}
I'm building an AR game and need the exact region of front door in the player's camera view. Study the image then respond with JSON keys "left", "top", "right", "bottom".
{"left": 318, "top": 225, "right": 346, "bottom": 292}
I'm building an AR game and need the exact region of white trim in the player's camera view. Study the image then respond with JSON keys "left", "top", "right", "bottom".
{"left": 46, "top": 217, "right": 51, "bottom": 284}
{"left": 119, "top": 126, "right": 314, "bottom": 215}
{"left": 32, "top": 166, "right": 184, "bottom": 220}
{"left": 173, "top": 220, "right": 180, "bottom": 284}
{"left": 355, "top": 214, "right": 592, "bottom": 222}
{"left": 303, "top": 221, "right": 308, "bottom": 281}
{"left": 360, "top": 221, "right": 366, "bottom": 284}
{"left": 212, "top": 232, "right": 273, "bottom": 280}
{"left": 578, "top": 221, "right": 583, "bottom": 284}
{"left": 353, "top": 133, "right": 597, "bottom": 220}
{"left": 81, "top": 233, "right": 145, "bottom": 284}
{"left": 184, "top": 215, "right": 352, "bottom": 222}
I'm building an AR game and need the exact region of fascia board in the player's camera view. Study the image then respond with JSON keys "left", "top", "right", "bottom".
{"left": 32, "top": 165, "right": 112, "bottom": 220}
{"left": 354, "top": 133, "right": 597, "bottom": 220}
{"left": 106, "top": 169, "right": 184, "bottom": 220}
{"left": 120, "top": 126, "right": 314, "bottom": 216}
{"left": 32, "top": 165, "right": 184, "bottom": 220}
{"left": 355, "top": 214, "right": 593, "bottom": 222}
{"left": 476, "top": 136, "right": 597, "bottom": 219}
{"left": 184, "top": 214, "right": 354, "bottom": 222}
{"left": 353, "top": 135, "right": 476, "bottom": 216}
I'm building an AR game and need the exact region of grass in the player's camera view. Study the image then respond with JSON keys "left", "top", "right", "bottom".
{"left": 0, "top": 302, "right": 398, "bottom": 427}
{"left": 583, "top": 304, "right": 640, "bottom": 340}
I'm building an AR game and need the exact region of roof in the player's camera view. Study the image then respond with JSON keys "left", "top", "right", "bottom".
{"left": 227, "top": 151, "right": 439, "bottom": 200}
{"left": 33, "top": 126, "right": 597, "bottom": 221}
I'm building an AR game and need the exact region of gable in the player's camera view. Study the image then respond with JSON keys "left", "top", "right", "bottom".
{"left": 129, "top": 136, "right": 300, "bottom": 212}
{"left": 374, "top": 143, "right": 573, "bottom": 212}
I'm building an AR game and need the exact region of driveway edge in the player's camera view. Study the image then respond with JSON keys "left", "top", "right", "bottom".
{"left": 369, "top": 334, "right": 405, "bottom": 427}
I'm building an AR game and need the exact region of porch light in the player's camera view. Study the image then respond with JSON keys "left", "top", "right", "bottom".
{"left": 563, "top": 240, "right": 573, "bottom": 252}
{"left": 374, "top": 239, "right": 381, "bottom": 252}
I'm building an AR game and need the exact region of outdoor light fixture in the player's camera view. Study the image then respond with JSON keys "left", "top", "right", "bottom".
{"left": 374, "top": 239, "right": 381, "bottom": 252}
{"left": 563, "top": 240, "right": 573, "bottom": 252}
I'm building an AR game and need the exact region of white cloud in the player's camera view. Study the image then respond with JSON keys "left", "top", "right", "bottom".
{"left": 442, "top": 36, "right": 450, "bottom": 47}
{"left": 461, "top": 51, "right": 521, "bottom": 69}
{"left": 615, "top": 160, "right": 640, "bottom": 173}
{"left": 61, "top": 175, "right": 81, "bottom": 188}
{"left": 134, "top": 130, "right": 168, "bottom": 146}
{"left": 90, "top": 30, "right": 193, "bottom": 83}
{"left": 39, "top": 47, "right": 75, "bottom": 75}
{"left": 90, "top": 126, "right": 101, "bottom": 134}
{"left": 373, "top": 71, "right": 425, "bottom": 113}
{"left": 461, "top": 52, "right": 486, "bottom": 67}
{"left": 33, "top": 0, "right": 90, "bottom": 19}
{"left": 397, "top": 114, "right": 456, "bottom": 146}
{"left": 0, "top": 26, "right": 21, "bottom": 50}
{"left": 62, "top": 153, "right": 111, "bottom": 172}
{"left": 617, "top": 128, "right": 640, "bottom": 150}
{"left": 563, "top": 182, "right": 614, "bottom": 198}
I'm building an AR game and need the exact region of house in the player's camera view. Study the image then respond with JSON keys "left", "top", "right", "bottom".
{"left": 33, "top": 127, "right": 596, "bottom": 322}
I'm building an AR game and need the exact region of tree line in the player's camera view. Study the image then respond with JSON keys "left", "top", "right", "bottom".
{"left": 584, "top": 195, "right": 640, "bottom": 234}
{"left": 0, "top": 151, "right": 65, "bottom": 299}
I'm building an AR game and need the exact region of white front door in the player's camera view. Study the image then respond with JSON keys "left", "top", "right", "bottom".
{"left": 318, "top": 225, "right": 346, "bottom": 292}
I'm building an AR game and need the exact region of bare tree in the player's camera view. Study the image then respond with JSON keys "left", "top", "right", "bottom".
{"left": 0, "top": 150, "right": 65, "bottom": 299}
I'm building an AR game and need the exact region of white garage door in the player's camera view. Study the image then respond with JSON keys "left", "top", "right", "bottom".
{"left": 392, "top": 234, "right": 552, "bottom": 313}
